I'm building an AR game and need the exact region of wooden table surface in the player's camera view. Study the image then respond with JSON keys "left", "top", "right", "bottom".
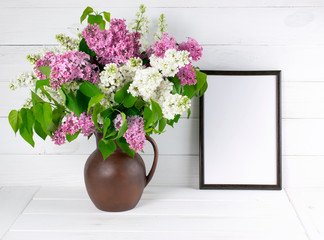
{"left": 1, "top": 185, "right": 323, "bottom": 240}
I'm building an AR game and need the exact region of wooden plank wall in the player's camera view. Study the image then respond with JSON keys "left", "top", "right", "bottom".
{"left": 0, "top": 0, "right": 323, "bottom": 187}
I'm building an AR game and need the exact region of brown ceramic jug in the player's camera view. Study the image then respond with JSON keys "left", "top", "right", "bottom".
{"left": 84, "top": 132, "right": 158, "bottom": 212}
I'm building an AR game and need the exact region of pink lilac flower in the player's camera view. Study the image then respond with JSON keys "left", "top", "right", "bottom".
{"left": 177, "top": 63, "right": 197, "bottom": 85}
{"left": 35, "top": 51, "right": 99, "bottom": 89}
{"left": 78, "top": 112, "right": 96, "bottom": 136}
{"left": 151, "top": 33, "right": 177, "bottom": 58}
{"left": 34, "top": 52, "right": 58, "bottom": 79}
{"left": 52, "top": 125, "right": 66, "bottom": 145}
{"left": 178, "top": 37, "right": 203, "bottom": 61}
{"left": 52, "top": 112, "right": 95, "bottom": 145}
{"left": 82, "top": 20, "right": 141, "bottom": 66}
{"left": 114, "top": 114, "right": 123, "bottom": 130}
{"left": 114, "top": 114, "right": 145, "bottom": 153}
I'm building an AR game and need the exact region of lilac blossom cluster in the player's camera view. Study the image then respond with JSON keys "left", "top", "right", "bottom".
{"left": 35, "top": 50, "right": 99, "bottom": 89}
{"left": 82, "top": 19, "right": 141, "bottom": 66}
{"left": 52, "top": 112, "right": 95, "bottom": 145}
{"left": 149, "top": 33, "right": 203, "bottom": 85}
{"left": 114, "top": 114, "right": 145, "bottom": 152}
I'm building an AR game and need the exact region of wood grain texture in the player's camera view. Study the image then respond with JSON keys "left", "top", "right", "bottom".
{"left": 0, "top": 187, "right": 38, "bottom": 239}
{"left": 2, "top": 0, "right": 324, "bottom": 8}
{"left": 285, "top": 188, "right": 324, "bottom": 240}
{"left": 2, "top": 231, "right": 309, "bottom": 240}
{"left": 0, "top": 8, "right": 323, "bottom": 45}
{"left": 0, "top": 155, "right": 198, "bottom": 187}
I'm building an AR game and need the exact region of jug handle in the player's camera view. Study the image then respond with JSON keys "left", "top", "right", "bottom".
{"left": 145, "top": 135, "right": 159, "bottom": 187}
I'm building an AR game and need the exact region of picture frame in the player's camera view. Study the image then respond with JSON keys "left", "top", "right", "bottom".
{"left": 199, "top": 70, "right": 281, "bottom": 190}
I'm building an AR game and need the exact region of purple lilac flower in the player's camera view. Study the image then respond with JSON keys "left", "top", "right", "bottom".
{"left": 52, "top": 125, "right": 66, "bottom": 145}
{"left": 35, "top": 51, "right": 99, "bottom": 89}
{"left": 114, "top": 114, "right": 145, "bottom": 153}
{"left": 34, "top": 52, "right": 58, "bottom": 79}
{"left": 177, "top": 63, "right": 197, "bottom": 85}
{"left": 178, "top": 37, "right": 203, "bottom": 61}
{"left": 151, "top": 33, "right": 177, "bottom": 58}
{"left": 52, "top": 112, "right": 95, "bottom": 145}
{"left": 82, "top": 20, "right": 141, "bottom": 66}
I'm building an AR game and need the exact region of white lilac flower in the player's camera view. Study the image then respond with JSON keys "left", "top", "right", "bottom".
{"left": 157, "top": 93, "right": 191, "bottom": 120}
{"left": 26, "top": 47, "right": 62, "bottom": 65}
{"left": 9, "top": 72, "right": 38, "bottom": 90}
{"left": 55, "top": 33, "right": 80, "bottom": 51}
{"left": 98, "top": 63, "right": 128, "bottom": 105}
{"left": 120, "top": 57, "right": 144, "bottom": 82}
{"left": 129, "top": 4, "right": 150, "bottom": 52}
{"left": 128, "top": 67, "right": 163, "bottom": 102}
{"left": 149, "top": 49, "right": 190, "bottom": 77}
{"left": 153, "top": 14, "right": 168, "bottom": 41}
{"left": 22, "top": 98, "right": 33, "bottom": 108}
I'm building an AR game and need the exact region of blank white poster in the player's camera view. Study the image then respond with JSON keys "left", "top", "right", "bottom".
{"left": 203, "top": 74, "right": 278, "bottom": 185}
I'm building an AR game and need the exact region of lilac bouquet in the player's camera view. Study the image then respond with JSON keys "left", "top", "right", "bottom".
{"left": 8, "top": 5, "right": 207, "bottom": 159}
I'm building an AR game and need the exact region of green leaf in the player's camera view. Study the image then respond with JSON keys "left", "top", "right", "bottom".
{"left": 79, "top": 81, "right": 101, "bottom": 97}
{"left": 19, "top": 125, "right": 35, "bottom": 147}
{"left": 88, "top": 14, "right": 105, "bottom": 30}
{"left": 151, "top": 99, "right": 163, "bottom": 122}
{"left": 92, "top": 103, "right": 105, "bottom": 130}
{"left": 125, "top": 107, "right": 140, "bottom": 116}
{"left": 134, "top": 99, "right": 145, "bottom": 111}
{"left": 49, "top": 107, "right": 65, "bottom": 131}
{"left": 100, "top": 108, "right": 114, "bottom": 119}
{"left": 66, "top": 130, "right": 81, "bottom": 142}
{"left": 79, "top": 38, "right": 96, "bottom": 56}
{"left": 182, "top": 84, "right": 196, "bottom": 98}
{"left": 200, "top": 81, "right": 208, "bottom": 97}
{"left": 34, "top": 103, "right": 52, "bottom": 130}
{"left": 187, "top": 108, "right": 191, "bottom": 119}
{"left": 116, "top": 137, "right": 135, "bottom": 158}
{"left": 8, "top": 110, "right": 20, "bottom": 134}
{"left": 80, "top": 6, "right": 94, "bottom": 23}
{"left": 114, "top": 82, "right": 131, "bottom": 103}
{"left": 169, "top": 76, "right": 182, "bottom": 94}
{"left": 31, "top": 91, "right": 44, "bottom": 105}
{"left": 88, "top": 94, "right": 105, "bottom": 113}
{"left": 61, "top": 87, "right": 87, "bottom": 116}
{"left": 34, "top": 120, "right": 48, "bottom": 140}
{"left": 76, "top": 90, "right": 90, "bottom": 114}
{"left": 123, "top": 93, "right": 136, "bottom": 108}
{"left": 158, "top": 118, "right": 167, "bottom": 133}
{"left": 36, "top": 66, "right": 51, "bottom": 78}
{"left": 20, "top": 108, "right": 35, "bottom": 135}
{"left": 195, "top": 70, "right": 207, "bottom": 92}
{"left": 143, "top": 107, "right": 153, "bottom": 129}
{"left": 103, "top": 11, "right": 111, "bottom": 22}
{"left": 103, "top": 117, "right": 111, "bottom": 136}
{"left": 35, "top": 79, "right": 50, "bottom": 93}
{"left": 98, "top": 139, "right": 116, "bottom": 160}
{"left": 116, "top": 113, "right": 128, "bottom": 139}
{"left": 39, "top": 86, "right": 53, "bottom": 102}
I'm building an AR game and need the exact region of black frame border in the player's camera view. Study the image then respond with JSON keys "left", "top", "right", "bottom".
{"left": 199, "top": 70, "right": 282, "bottom": 190}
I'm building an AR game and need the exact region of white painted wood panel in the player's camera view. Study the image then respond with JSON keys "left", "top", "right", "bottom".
{"left": 3, "top": 0, "right": 324, "bottom": 8}
{"left": 33, "top": 185, "right": 289, "bottom": 202}
{"left": 0, "top": 187, "right": 38, "bottom": 239}
{"left": 0, "top": 155, "right": 322, "bottom": 187}
{"left": 0, "top": 155, "right": 198, "bottom": 186}
{"left": 0, "top": 8, "right": 323, "bottom": 45}
{"left": 1, "top": 45, "right": 324, "bottom": 83}
{"left": 11, "top": 211, "right": 305, "bottom": 234}
{"left": 3, "top": 231, "right": 308, "bottom": 240}
{"left": 286, "top": 188, "right": 324, "bottom": 240}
